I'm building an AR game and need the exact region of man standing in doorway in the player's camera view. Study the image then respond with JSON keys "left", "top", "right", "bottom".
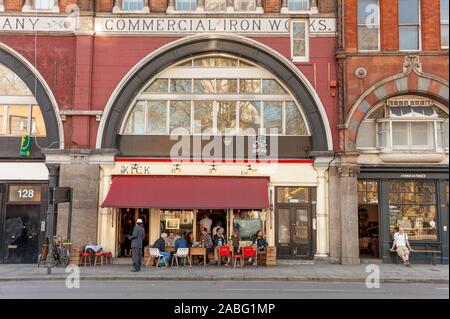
{"left": 129, "top": 218, "right": 145, "bottom": 272}
{"left": 200, "top": 213, "right": 213, "bottom": 234}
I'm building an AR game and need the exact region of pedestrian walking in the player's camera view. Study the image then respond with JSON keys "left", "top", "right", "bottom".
{"left": 129, "top": 218, "right": 145, "bottom": 272}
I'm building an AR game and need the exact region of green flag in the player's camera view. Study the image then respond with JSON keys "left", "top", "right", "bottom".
{"left": 20, "top": 135, "right": 32, "bottom": 157}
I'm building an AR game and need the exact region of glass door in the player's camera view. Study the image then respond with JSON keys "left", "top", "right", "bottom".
{"left": 276, "top": 207, "right": 312, "bottom": 259}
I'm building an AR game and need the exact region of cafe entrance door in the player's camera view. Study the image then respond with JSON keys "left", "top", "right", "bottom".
{"left": 275, "top": 187, "right": 315, "bottom": 260}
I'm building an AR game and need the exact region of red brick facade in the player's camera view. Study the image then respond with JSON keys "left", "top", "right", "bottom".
{"left": 339, "top": 0, "right": 449, "bottom": 151}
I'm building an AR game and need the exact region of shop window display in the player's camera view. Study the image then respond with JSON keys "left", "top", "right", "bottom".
{"left": 388, "top": 181, "right": 438, "bottom": 241}
{"left": 233, "top": 210, "right": 264, "bottom": 240}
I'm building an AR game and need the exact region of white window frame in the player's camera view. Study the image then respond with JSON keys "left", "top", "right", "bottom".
{"left": 291, "top": 21, "right": 310, "bottom": 63}
{"left": 398, "top": 0, "right": 422, "bottom": 52}
{"left": 113, "top": 0, "right": 150, "bottom": 13}
{"left": 120, "top": 55, "right": 311, "bottom": 137}
{"left": 22, "top": 0, "right": 59, "bottom": 13}
{"left": 282, "top": 0, "right": 311, "bottom": 13}
{"left": 441, "top": 0, "right": 449, "bottom": 49}
{"left": 174, "top": 0, "right": 198, "bottom": 12}
{"left": 0, "top": 0, "right": 5, "bottom": 12}
{"left": 357, "top": 0, "right": 381, "bottom": 52}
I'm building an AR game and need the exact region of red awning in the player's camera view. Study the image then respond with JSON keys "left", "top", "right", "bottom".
{"left": 101, "top": 176, "right": 269, "bottom": 209}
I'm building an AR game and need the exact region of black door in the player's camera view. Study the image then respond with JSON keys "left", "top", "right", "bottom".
{"left": 276, "top": 206, "right": 313, "bottom": 259}
{"left": 2, "top": 205, "right": 41, "bottom": 264}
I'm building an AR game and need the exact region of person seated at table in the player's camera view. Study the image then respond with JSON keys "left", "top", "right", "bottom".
{"left": 249, "top": 230, "right": 268, "bottom": 265}
{"left": 200, "top": 227, "right": 214, "bottom": 264}
{"left": 152, "top": 233, "right": 170, "bottom": 266}
{"left": 165, "top": 231, "right": 176, "bottom": 247}
{"left": 174, "top": 234, "right": 187, "bottom": 250}
{"left": 213, "top": 228, "right": 229, "bottom": 266}
{"left": 185, "top": 232, "right": 193, "bottom": 248}
{"left": 229, "top": 230, "right": 241, "bottom": 266}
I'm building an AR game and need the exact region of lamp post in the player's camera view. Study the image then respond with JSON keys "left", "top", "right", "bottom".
{"left": 44, "top": 164, "right": 60, "bottom": 274}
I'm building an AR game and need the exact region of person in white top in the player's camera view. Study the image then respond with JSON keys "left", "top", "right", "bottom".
{"left": 200, "top": 214, "right": 213, "bottom": 234}
{"left": 389, "top": 227, "right": 413, "bottom": 267}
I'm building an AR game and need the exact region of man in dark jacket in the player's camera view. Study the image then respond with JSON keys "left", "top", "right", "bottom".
{"left": 129, "top": 218, "right": 145, "bottom": 272}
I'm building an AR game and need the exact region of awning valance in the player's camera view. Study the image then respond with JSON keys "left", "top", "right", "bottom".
{"left": 101, "top": 176, "right": 269, "bottom": 209}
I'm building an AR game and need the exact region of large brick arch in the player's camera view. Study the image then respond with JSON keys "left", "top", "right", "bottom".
{"left": 344, "top": 57, "right": 449, "bottom": 151}
{"left": 97, "top": 34, "right": 333, "bottom": 152}
{"left": 0, "top": 43, "right": 64, "bottom": 149}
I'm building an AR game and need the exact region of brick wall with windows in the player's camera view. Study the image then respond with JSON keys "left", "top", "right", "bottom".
{"left": 5, "top": 0, "right": 24, "bottom": 11}
{"left": 151, "top": 0, "right": 167, "bottom": 12}
{"left": 263, "top": 0, "right": 281, "bottom": 13}
{"left": 96, "top": 0, "right": 114, "bottom": 12}
{"left": 319, "top": 0, "right": 337, "bottom": 13}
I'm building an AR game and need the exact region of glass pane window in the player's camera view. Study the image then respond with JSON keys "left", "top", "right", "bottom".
{"left": 239, "top": 101, "right": 261, "bottom": 135}
{"left": 122, "top": 0, "right": 144, "bottom": 11}
{"left": 124, "top": 101, "right": 145, "bottom": 134}
{"left": 410, "top": 122, "right": 434, "bottom": 146}
{"left": 0, "top": 64, "right": 32, "bottom": 96}
{"left": 277, "top": 187, "right": 310, "bottom": 204}
{"left": 193, "top": 57, "right": 238, "bottom": 67}
{"left": 240, "top": 79, "right": 261, "bottom": 94}
{"left": 216, "top": 101, "right": 237, "bottom": 133}
{"left": 398, "top": 0, "right": 420, "bottom": 50}
{"left": 176, "top": 0, "right": 197, "bottom": 11}
{"left": 358, "top": 180, "right": 379, "bottom": 204}
{"left": 358, "top": 0, "right": 380, "bottom": 51}
{"left": 171, "top": 79, "right": 192, "bottom": 93}
{"left": 288, "top": 0, "right": 309, "bottom": 11}
{"left": 146, "top": 101, "right": 167, "bottom": 134}
{"left": 170, "top": 101, "right": 191, "bottom": 133}
{"left": 285, "top": 102, "right": 308, "bottom": 136}
{"left": 233, "top": 210, "right": 264, "bottom": 241}
{"left": 193, "top": 101, "right": 214, "bottom": 134}
{"left": 392, "top": 122, "right": 408, "bottom": 147}
{"left": 145, "top": 79, "right": 169, "bottom": 93}
{"left": 235, "top": 0, "right": 256, "bottom": 11}
{"left": 263, "top": 102, "right": 283, "bottom": 135}
{"left": 441, "top": 0, "right": 450, "bottom": 47}
{"left": 292, "top": 21, "right": 308, "bottom": 59}
{"left": 204, "top": 0, "right": 227, "bottom": 11}
{"left": 262, "top": 79, "right": 286, "bottom": 94}
{"left": 34, "top": 0, "right": 55, "bottom": 10}
{"left": 388, "top": 180, "right": 438, "bottom": 241}
{"left": 31, "top": 105, "right": 46, "bottom": 137}
{"left": 217, "top": 79, "right": 238, "bottom": 94}
{"left": 377, "top": 121, "right": 389, "bottom": 148}
{"left": 193, "top": 79, "right": 216, "bottom": 94}
{"left": 8, "top": 105, "right": 30, "bottom": 136}
{"left": 437, "top": 121, "right": 449, "bottom": 148}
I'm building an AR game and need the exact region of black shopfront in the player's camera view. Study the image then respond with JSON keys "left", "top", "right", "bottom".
{"left": 0, "top": 182, "right": 48, "bottom": 264}
{"left": 358, "top": 166, "right": 449, "bottom": 264}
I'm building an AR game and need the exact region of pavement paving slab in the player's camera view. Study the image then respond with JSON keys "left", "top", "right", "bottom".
{"left": 0, "top": 263, "right": 447, "bottom": 284}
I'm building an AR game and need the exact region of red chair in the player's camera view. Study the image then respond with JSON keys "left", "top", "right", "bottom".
{"left": 103, "top": 251, "right": 113, "bottom": 264}
{"left": 218, "top": 246, "right": 231, "bottom": 266}
{"left": 243, "top": 246, "right": 257, "bottom": 267}
{"left": 94, "top": 252, "right": 107, "bottom": 266}
{"left": 233, "top": 251, "right": 243, "bottom": 268}
{"left": 80, "top": 252, "right": 91, "bottom": 266}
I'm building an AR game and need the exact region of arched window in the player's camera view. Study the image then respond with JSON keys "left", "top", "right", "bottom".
{"left": 356, "top": 96, "right": 449, "bottom": 151}
{"left": 121, "top": 54, "right": 310, "bottom": 137}
{"left": 0, "top": 63, "right": 47, "bottom": 137}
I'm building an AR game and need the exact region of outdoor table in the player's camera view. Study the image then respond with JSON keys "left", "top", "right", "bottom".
{"left": 84, "top": 244, "right": 102, "bottom": 252}
{"left": 190, "top": 247, "right": 206, "bottom": 266}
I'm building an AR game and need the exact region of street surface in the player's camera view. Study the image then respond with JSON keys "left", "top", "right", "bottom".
{"left": 0, "top": 280, "right": 447, "bottom": 299}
